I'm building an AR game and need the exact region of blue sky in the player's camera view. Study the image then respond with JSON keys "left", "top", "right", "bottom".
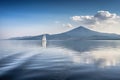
{"left": 0, "top": 0, "right": 120, "bottom": 38}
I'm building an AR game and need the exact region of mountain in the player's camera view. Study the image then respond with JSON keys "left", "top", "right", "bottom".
{"left": 10, "top": 26, "right": 120, "bottom": 40}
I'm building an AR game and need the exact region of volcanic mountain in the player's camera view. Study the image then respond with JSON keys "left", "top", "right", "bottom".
{"left": 10, "top": 26, "right": 120, "bottom": 40}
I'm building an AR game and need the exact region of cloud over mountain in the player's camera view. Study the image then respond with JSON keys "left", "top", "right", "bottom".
{"left": 71, "top": 11, "right": 120, "bottom": 25}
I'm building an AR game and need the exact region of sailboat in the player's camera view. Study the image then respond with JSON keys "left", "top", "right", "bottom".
{"left": 42, "top": 34, "right": 47, "bottom": 48}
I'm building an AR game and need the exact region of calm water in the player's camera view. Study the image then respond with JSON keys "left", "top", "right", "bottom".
{"left": 0, "top": 40, "right": 120, "bottom": 80}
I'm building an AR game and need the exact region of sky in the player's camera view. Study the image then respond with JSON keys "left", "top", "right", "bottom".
{"left": 0, "top": 0, "right": 120, "bottom": 39}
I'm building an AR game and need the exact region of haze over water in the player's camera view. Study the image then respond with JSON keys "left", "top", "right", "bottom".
{"left": 0, "top": 40, "right": 120, "bottom": 80}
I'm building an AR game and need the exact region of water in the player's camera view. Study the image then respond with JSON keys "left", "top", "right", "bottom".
{"left": 0, "top": 40, "right": 120, "bottom": 80}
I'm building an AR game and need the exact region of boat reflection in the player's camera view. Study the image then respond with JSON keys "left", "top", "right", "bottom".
{"left": 42, "top": 34, "right": 47, "bottom": 48}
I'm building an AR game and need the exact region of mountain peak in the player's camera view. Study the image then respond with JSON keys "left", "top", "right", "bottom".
{"left": 76, "top": 26, "right": 90, "bottom": 30}
{"left": 71, "top": 26, "right": 92, "bottom": 32}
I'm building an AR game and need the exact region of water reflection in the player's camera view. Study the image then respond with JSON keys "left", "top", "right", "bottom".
{"left": 42, "top": 35, "right": 47, "bottom": 48}
{"left": 48, "top": 40, "right": 120, "bottom": 68}
{"left": 42, "top": 40, "right": 47, "bottom": 48}
{"left": 0, "top": 40, "right": 120, "bottom": 80}
{"left": 71, "top": 48, "right": 120, "bottom": 68}
{"left": 48, "top": 40, "right": 120, "bottom": 52}
{"left": 1, "top": 40, "right": 120, "bottom": 68}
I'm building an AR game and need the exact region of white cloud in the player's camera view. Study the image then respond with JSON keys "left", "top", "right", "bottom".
{"left": 71, "top": 10, "right": 120, "bottom": 34}
{"left": 72, "top": 16, "right": 81, "bottom": 21}
{"left": 94, "top": 11, "right": 119, "bottom": 20}
{"left": 63, "top": 23, "right": 73, "bottom": 28}
{"left": 71, "top": 11, "right": 120, "bottom": 25}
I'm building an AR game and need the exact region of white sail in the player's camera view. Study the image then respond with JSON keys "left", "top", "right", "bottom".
{"left": 42, "top": 34, "right": 47, "bottom": 48}
{"left": 42, "top": 35, "right": 46, "bottom": 41}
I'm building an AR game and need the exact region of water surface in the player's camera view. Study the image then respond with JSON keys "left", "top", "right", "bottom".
{"left": 0, "top": 40, "right": 120, "bottom": 80}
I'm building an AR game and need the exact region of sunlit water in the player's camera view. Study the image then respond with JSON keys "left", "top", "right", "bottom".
{"left": 0, "top": 40, "right": 120, "bottom": 80}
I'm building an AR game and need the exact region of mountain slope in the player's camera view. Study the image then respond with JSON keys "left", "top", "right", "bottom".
{"left": 10, "top": 26, "right": 120, "bottom": 40}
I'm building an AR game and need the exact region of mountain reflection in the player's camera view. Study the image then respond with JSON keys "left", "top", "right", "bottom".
{"left": 48, "top": 40, "right": 120, "bottom": 52}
